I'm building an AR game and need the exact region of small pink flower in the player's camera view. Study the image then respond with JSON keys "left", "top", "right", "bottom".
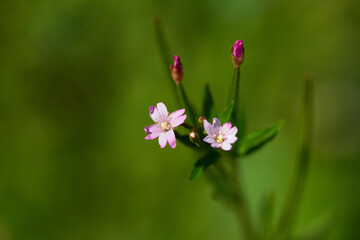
{"left": 231, "top": 40, "right": 244, "bottom": 68}
{"left": 144, "top": 102, "right": 187, "bottom": 148}
{"left": 203, "top": 118, "right": 238, "bottom": 151}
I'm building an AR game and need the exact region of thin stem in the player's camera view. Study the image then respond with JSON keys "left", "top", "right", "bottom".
{"left": 153, "top": 17, "right": 179, "bottom": 106}
{"left": 154, "top": 18, "right": 198, "bottom": 125}
{"left": 230, "top": 157, "right": 258, "bottom": 240}
{"left": 275, "top": 73, "right": 313, "bottom": 239}
{"left": 181, "top": 122, "right": 194, "bottom": 130}
{"left": 176, "top": 83, "right": 197, "bottom": 126}
{"left": 230, "top": 68, "right": 246, "bottom": 140}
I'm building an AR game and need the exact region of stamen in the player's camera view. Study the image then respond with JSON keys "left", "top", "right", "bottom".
{"left": 215, "top": 134, "right": 225, "bottom": 143}
{"left": 161, "top": 121, "right": 172, "bottom": 131}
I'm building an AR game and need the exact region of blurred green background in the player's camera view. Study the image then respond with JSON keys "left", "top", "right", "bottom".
{"left": 0, "top": 0, "right": 359, "bottom": 239}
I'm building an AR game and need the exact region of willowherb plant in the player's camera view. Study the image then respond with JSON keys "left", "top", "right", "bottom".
{"left": 147, "top": 18, "right": 318, "bottom": 240}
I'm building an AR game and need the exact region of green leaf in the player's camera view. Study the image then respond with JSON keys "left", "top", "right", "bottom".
{"left": 189, "top": 152, "right": 220, "bottom": 181}
{"left": 218, "top": 101, "right": 234, "bottom": 123}
{"left": 202, "top": 84, "right": 216, "bottom": 119}
{"left": 238, "top": 120, "right": 284, "bottom": 156}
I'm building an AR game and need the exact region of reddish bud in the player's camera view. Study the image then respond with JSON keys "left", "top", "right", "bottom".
{"left": 230, "top": 40, "right": 244, "bottom": 68}
{"left": 170, "top": 55, "right": 183, "bottom": 84}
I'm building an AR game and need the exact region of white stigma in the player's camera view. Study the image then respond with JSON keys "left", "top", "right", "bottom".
{"left": 161, "top": 121, "right": 172, "bottom": 131}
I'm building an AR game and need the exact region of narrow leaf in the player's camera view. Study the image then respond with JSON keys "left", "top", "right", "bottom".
{"left": 218, "top": 101, "right": 234, "bottom": 123}
{"left": 202, "top": 84, "right": 216, "bottom": 119}
{"left": 238, "top": 120, "right": 284, "bottom": 156}
{"left": 189, "top": 152, "right": 220, "bottom": 181}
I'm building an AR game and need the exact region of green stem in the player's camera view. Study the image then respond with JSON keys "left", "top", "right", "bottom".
{"left": 181, "top": 122, "right": 194, "bottom": 130}
{"left": 230, "top": 157, "right": 258, "bottom": 240}
{"left": 154, "top": 17, "right": 198, "bottom": 124}
{"left": 276, "top": 73, "right": 313, "bottom": 239}
{"left": 153, "top": 17, "right": 179, "bottom": 106}
{"left": 176, "top": 83, "right": 197, "bottom": 126}
{"left": 231, "top": 68, "right": 246, "bottom": 140}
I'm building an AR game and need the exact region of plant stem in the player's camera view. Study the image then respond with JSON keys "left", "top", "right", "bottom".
{"left": 181, "top": 122, "right": 194, "bottom": 130}
{"left": 154, "top": 17, "right": 179, "bottom": 106}
{"left": 154, "top": 17, "right": 198, "bottom": 125}
{"left": 230, "top": 157, "right": 257, "bottom": 240}
{"left": 230, "top": 68, "right": 246, "bottom": 140}
{"left": 275, "top": 73, "right": 313, "bottom": 239}
{"left": 176, "top": 83, "right": 197, "bottom": 126}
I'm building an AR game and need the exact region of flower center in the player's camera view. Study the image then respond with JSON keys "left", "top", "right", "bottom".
{"left": 161, "top": 121, "right": 172, "bottom": 131}
{"left": 215, "top": 134, "right": 225, "bottom": 143}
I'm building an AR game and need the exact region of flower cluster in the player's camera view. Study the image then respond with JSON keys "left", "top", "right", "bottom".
{"left": 145, "top": 40, "right": 245, "bottom": 151}
{"left": 144, "top": 102, "right": 238, "bottom": 151}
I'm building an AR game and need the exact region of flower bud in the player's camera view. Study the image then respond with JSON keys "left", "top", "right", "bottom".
{"left": 189, "top": 130, "right": 200, "bottom": 147}
{"left": 198, "top": 116, "right": 206, "bottom": 126}
{"left": 230, "top": 40, "right": 244, "bottom": 68}
{"left": 170, "top": 55, "right": 183, "bottom": 84}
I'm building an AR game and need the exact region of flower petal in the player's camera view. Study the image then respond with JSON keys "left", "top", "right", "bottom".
{"left": 144, "top": 124, "right": 163, "bottom": 140}
{"left": 210, "top": 142, "right": 221, "bottom": 148}
{"left": 213, "top": 118, "right": 221, "bottom": 132}
{"left": 203, "top": 119, "right": 216, "bottom": 136}
{"left": 169, "top": 109, "right": 185, "bottom": 120}
{"left": 225, "top": 126, "right": 238, "bottom": 137}
{"left": 170, "top": 114, "right": 187, "bottom": 128}
{"left": 158, "top": 132, "right": 167, "bottom": 148}
{"left": 156, "top": 102, "right": 168, "bottom": 122}
{"left": 166, "top": 130, "right": 176, "bottom": 149}
{"left": 220, "top": 122, "right": 232, "bottom": 135}
{"left": 203, "top": 136, "right": 215, "bottom": 144}
{"left": 221, "top": 142, "right": 232, "bottom": 151}
{"left": 149, "top": 106, "right": 161, "bottom": 123}
{"left": 225, "top": 136, "right": 238, "bottom": 144}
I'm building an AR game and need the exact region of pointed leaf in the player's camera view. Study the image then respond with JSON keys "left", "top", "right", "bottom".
{"left": 218, "top": 101, "right": 234, "bottom": 123}
{"left": 202, "top": 84, "right": 216, "bottom": 119}
{"left": 189, "top": 152, "right": 220, "bottom": 181}
{"left": 238, "top": 120, "right": 284, "bottom": 156}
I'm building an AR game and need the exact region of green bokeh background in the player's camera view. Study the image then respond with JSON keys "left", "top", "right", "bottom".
{"left": 0, "top": 0, "right": 359, "bottom": 239}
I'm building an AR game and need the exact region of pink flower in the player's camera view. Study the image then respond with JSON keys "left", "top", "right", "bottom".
{"left": 203, "top": 118, "right": 238, "bottom": 151}
{"left": 144, "top": 102, "right": 187, "bottom": 148}
{"left": 230, "top": 40, "right": 244, "bottom": 68}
